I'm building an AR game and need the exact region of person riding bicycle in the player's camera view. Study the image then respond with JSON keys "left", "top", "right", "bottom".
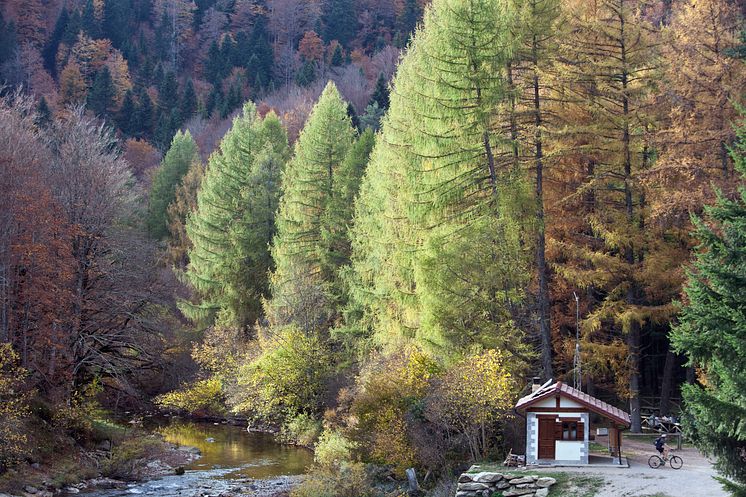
{"left": 655, "top": 433, "right": 669, "bottom": 460}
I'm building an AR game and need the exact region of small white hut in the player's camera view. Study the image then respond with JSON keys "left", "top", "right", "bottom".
{"left": 516, "top": 380, "right": 631, "bottom": 465}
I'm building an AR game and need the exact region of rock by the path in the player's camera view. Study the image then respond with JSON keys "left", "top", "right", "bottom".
{"left": 458, "top": 482, "right": 489, "bottom": 491}
{"left": 63, "top": 488, "right": 80, "bottom": 494}
{"left": 508, "top": 476, "right": 536, "bottom": 485}
{"left": 472, "top": 472, "right": 504, "bottom": 483}
{"left": 535, "top": 488, "right": 549, "bottom": 497}
{"left": 536, "top": 477, "right": 556, "bottom": 488}
{"left": 502, "top": 488, "right": 537, "bottom": 497}
{"left": 22, "top": 487, "right": 37, "bottom": 495}
{"left": 458, "top": 474, "right": 473, "bottom": 483}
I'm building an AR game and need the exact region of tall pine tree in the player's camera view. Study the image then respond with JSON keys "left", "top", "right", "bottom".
{"left": 147, "top": 130, "right": 200, "bottom": 239}
{"left": 347, "top": 0, "right": 534, "bottom": 359}
{"left": 269, "top": 82, "right": 357, "bottom": 330}
{"left": 672, "top": 118, "right": 746, "bottom": 496}
{"left": 182, "top": 103, "right": 289, "bottom": 330}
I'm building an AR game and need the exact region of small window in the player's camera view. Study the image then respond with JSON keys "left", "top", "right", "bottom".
{"left": 562, "top": 421, "right": 583, "bottom": 441}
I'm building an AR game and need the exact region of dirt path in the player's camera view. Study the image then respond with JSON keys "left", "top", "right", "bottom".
{"left": 532, "top": 436, "right": 728, "bottom": 497}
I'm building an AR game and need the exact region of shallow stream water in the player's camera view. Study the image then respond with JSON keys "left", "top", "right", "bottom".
{"left": 81, "top": 419, "right": 313, "bottom": 497}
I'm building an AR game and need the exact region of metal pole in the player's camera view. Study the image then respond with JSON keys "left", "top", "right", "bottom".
{"left": 573, "top": 292, "right": 581, "bottom": 391}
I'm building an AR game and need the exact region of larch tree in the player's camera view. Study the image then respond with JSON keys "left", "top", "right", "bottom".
{"left": 182, "top": 103, "right": 289, "bottom": 331}
{"left": 671, "top": 117, "right": 746, "bottom": 496}
{"left": 549, "top": 0, "right": 672, "bottom": 431}
{"left": 348, "top": 0, "right": 535, "bottom": 359}
{"left": 167, "top": 159, "right": 205, "bottom": 269}
{"left": 269, "top": 82, "right": 356, "bottom": 331}
{"left": 650, "top": 0, "right": 745, "bottom": 223}
{"left": 507, "top": 0, "right": 563, "bottom": 380}
{"left": 147, "top": 130, "right": 200, "bottom": 240}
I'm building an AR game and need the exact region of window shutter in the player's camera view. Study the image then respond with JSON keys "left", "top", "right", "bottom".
{"left": 577, "top": 421, "right": 585, "bottom": 441}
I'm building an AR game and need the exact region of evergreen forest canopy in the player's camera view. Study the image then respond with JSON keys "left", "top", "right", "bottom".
{"left": 1, "top": 0, "right": 745, "bottom": 494}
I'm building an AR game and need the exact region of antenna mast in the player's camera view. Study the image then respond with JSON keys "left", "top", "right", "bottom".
{"left": 573, "top": 292, "right": 581, "bottom": 391}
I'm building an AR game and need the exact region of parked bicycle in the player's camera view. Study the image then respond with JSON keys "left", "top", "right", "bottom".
{"left": 648, "top": 451, "right": 683, "bottom": 469}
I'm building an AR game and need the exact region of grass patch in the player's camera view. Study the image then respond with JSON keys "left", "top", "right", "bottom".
{"left": 547, "top": 473, "right": 604, "bottom": 497}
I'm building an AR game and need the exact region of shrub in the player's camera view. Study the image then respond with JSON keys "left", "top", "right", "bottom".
{"left": 101, "top": 436, "right": 162, "bottom": 479}
{"left": 278, "top": 413, "right": 322, "bottom": 447}
{"left": 155, "top": 377, "right": 226, "bottom": 416}
{"left": 292, "top": 462, "right": 377, "bottom": 497}
{"left": 350, "top": 348, "right": 439, "bottom": 474}
{"left": 314, "top": 429, "right": 356, "bottom": 467}
{"left": 230, "top": 325, "right": 333, "bottom": 420}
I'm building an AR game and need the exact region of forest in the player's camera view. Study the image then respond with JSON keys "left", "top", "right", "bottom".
{"left": 0, "top": 0, "right": 745, "bottom": 495}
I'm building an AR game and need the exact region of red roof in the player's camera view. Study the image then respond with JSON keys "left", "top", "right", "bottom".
{"left": 516, "top": 380, "right": 631, "bottom": 427}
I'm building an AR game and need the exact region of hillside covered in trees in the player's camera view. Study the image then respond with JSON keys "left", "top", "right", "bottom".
{"left": 1, "top": 0, "right": 745, "bottom": 495}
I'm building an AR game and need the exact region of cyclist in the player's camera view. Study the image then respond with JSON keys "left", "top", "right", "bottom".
{"left": 654, "top": 433, "right": 669, "bottom": 460}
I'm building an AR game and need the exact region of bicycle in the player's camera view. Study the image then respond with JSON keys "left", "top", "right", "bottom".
{"left": 648, "top": 450, "right": 683, "bottom": 469}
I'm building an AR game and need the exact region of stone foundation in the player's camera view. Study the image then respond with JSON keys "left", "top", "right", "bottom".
{"left": 455, "top": 471, "right": 556, "bottom": 497}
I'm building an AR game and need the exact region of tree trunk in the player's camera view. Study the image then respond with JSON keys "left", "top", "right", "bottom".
{"left": 532, "top": 36, "right": 553, "bottom": 381}
{"left": 628, "top": 321, "right": 642, "bottom": 432}
{"left": 659, "top": 346, "right": 676, "bottom": 416}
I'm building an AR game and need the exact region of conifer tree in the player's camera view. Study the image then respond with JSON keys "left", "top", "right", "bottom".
{"left": 348, "top": 0, "right": 533, "bottom": 357}
{"left": 88, "top": 66, "right": 116, "bottom": 117}
{"left": 651, "top": 0, "right": 745, "bottom": 221}
{"left": 35, "top": 96, "right": 52, "bottom": 128}
{"left": 369, "top": 73, "right": 390, "bottom": 111}
{"left": 117, "top": 90, "right": 137, "bottom": 136}
{"left": 269, "top": 82, "right": 357, "bottom": 328}
{"left": 43, "top": 7, "right": 68, "bottom": 76}
{"left": 147, "top": 131, "right": 200, "bottom": 239}
{"left": 331, "top": 44, "right": 344, "bottom": 66}
{"left": 397, "top": 0, "right": 422, "bottom": 43}
{"left": 159, "top": 71, "right": 180, "bottom": 115}
{"left": 507, "top": 0, "right": 562, "bottom": 380}
{"left": 181, "top": 79, "right": 198, "bottom": 121}
{"left": 672, "top": 118, "right": 746, "bottom": 496}
{"left": 182, "top": 104, "right": 289, "bottom": 330}
{"left": 167, "top": 160, "right": 205, "bottom": 268}
{"left": 550, "top": 0, "right": 665, "bottom": 431}
{"left": 135, "top": 87, "right": 154, "bottom": 138}
{"left": 322, "top": 0, "right": 356, "bottom": 46}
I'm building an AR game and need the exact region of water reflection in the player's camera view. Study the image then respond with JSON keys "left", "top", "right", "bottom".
{"left": 153, "top": 419, "right": 313, "bottom": 480}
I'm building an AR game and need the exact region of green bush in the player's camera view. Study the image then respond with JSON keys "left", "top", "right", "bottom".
{"left": 278, "top": 413, "right": 322, "bottom": 447}
{"left": 101, "top": 436, "right": 162, "bottom": 479}
{"left": 314, "top": 429, "right": 356, "bottom": 467}
{"left": 292, "top": 462, "right": 377, "bottom": 497}
{"left": 155, "top": 377, "right": 226, "bottom": 416}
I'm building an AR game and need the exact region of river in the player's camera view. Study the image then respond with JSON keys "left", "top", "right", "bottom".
{"left": 81, "top": 419, "right": 313, "bottom": 497}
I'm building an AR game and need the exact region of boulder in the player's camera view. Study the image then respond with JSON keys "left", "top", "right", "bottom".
{"left": 495, "top": 481, "right": 511, "bottom": 490}
{"left": 63, "top": 488, "right": 80, "bottom": 495}
{"left": 502, "top": 488, "right": 537, "bottom": 497}
{"left": 516, "top": 483, "right": 538, "bottom": 489}
{"left": 458, "top": 474, "right": 474, "bottom": 483}
{"left": 455, "top": 491, "right": 477, "bottom": 497}
{"left": 22, "top": 487, "right": 38, "bottom": 495}
{"left": 535, "top": 489, "right": 549, "bottom": 497}
{"left": 473, "top": 472, "right": 504, "bottom": 483}
{"left": 536, "top": 477, "right": 556, "bottom": 488}
{"left": 508, "top": 476, "right": 536, "bottom": 485}
{"left": 457, "top": 483, "right": 489, "bottom": 491}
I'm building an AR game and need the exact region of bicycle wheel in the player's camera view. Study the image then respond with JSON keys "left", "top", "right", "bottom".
{"left": 648, "top": 455, "right": 663, "bottom": 469}
{"left": 669, "top": 455, "right": 683, "bottom": 469}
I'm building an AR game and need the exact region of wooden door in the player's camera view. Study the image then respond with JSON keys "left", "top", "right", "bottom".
{"left": 538, "top": 417, "right": 556, "bottom": 459}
